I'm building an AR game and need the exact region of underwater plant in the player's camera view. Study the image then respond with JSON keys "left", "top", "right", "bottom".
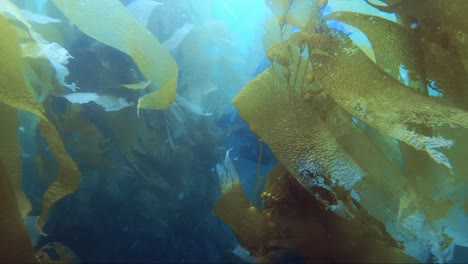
{"left": 214, "top": 0, "right": 468, "bottom": 262}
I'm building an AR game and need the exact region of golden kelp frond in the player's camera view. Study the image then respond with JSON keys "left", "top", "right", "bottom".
{"left": 37, "top": 118, "right": 81, "bottom": 232}
{"left": 0, "top": 160, "right": 35, "bottom": 263}
{"left": 215, "top": 166, "right": 415, "bottom": 263}
{"left": 324, "top": 12, "right": 426, "bottom": 90}
{"left": 325, "top": 11, "right": 468, "bottom": 109}
{"left": 0, "top": 19, "right": 44, "bottom": 117}
{"left": 301, "top": 32, "right": 468, "bottom": 171}
{"left": 365, "top": 0, "right": 468, "bottom": 71}
{"left": 232, "top": 67, "right": 365, "bottom": 190}
{"left": 51, "top": 0, "right": 179, "bottom": 112}
{"left": 213, "top": 184, "right": 268, "bottom": 254}
{"left": 0, "top": 103, "right": 31, "bottom": 217}
{"left": 0, "top": 15, "right": 80, "bottom": 234}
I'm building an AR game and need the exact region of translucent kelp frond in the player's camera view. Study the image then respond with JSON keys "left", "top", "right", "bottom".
{"left": 51, "top": 0, "right": 179, "bottom": 112}
{"left": 0, "top": 15, "right": 80, "bottom": 234}
{"left": 324, "top": 12, "right": 426, "bottom": 90}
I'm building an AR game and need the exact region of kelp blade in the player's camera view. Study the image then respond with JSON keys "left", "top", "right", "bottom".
{"left": 0, "top": 15, "right": 80, "bottom": 233}
{"left": 51, "top": 0, "right": 179, "bottom": 111}
{"left": 0, "top": 161, "right": 35, "bottom": 263}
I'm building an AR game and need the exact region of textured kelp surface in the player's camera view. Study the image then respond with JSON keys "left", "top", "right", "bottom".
{"left": 226, "top": 0, "right": 468, "bottom": 262}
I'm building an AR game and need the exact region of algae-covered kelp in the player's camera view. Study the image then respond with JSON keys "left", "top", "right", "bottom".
{"left": 222, "top": 0, "right": 468, "bottom": 262}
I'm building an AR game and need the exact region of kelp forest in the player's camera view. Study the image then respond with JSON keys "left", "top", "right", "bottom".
{"left": 1, "top": 0, "right": 468, "bottom": 263}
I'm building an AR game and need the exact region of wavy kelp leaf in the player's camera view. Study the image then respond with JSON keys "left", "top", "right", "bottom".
{"left": 213, "top": 184, "right": 267, "bottom": 254}
{"left": 52, "top": 0, "right": 179, "bottom": 111}
{"left": 37, "top": 119, "right": 81, "bottom": 232}
{"left": 0, "top": 15, "right": 80, "bottom": 233}
{"left": 365, "top": 0, "right": 468, "bottom": 70}
{"left": 126, "top": 0, "right": 162, "bottom": 27}
{"left": 233, "top": 67, "right": 365, "bottom": 190}
{"left": 324, "top": 12, "right": 426, "bottom": 90}
{"left": 0, "top": 161, "right": 35, "bottom": 263}
{"left": 301, "top": 32, "right": 468, "bottom": 171}
{"left": 0, "top": 103, "right": 31, "bottom": 217}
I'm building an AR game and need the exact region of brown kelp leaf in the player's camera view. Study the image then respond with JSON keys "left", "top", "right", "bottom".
{"left": 302, "top": 31, "right": 468, "bottom": 171}
{"left": 37, "top": 118, "right": 81, "bottom": 232}
{"left": 422, "top": 40, "right": 468, "bottom": 109}
{"left": 213, "top": 184, "right": 268, "bottom": 253}
{"left": 365, "top": 0, "right": 468, "bottom": 71}
{"left": 215, "top": 165, "right": 416, "bottom": 263}
{"left": 0, "top": 160, "right": 35, "bottom": 263}
{"left": 0, "top": 15, "right": 80, "bottom": 233}
{"left": 324, "top": 11, "right": 426, "bottom": 90}
{"left": 233, "top": 66, "right": 365, "bottom": 190}
{"left": 0, "top": 103, "right": 31, "bottom": 217}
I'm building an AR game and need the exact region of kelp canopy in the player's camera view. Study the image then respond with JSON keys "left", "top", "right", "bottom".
{"left": 216, "top": 0, "right": 468, "bottom": 263}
